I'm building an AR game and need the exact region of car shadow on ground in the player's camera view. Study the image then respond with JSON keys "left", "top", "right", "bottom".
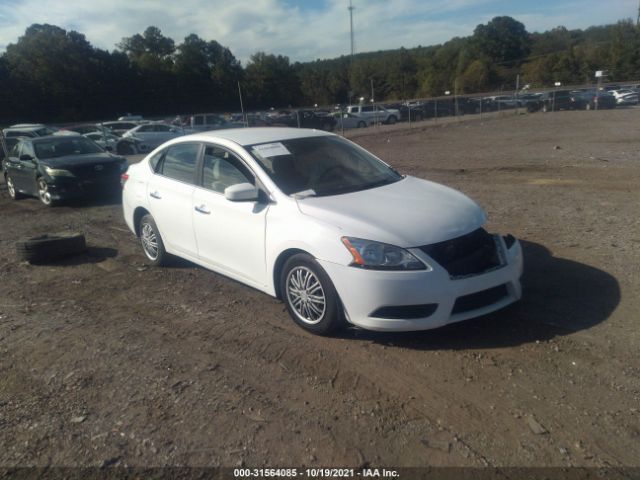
{"left": 341, "top": 240, "right": 621, "bottom": 349}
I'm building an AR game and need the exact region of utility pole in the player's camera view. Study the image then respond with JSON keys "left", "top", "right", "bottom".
{"left": 348, "top": 0, "right": 355, "bottom": 57}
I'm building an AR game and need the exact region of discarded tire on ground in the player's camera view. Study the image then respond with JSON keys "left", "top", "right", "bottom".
{"left": 16, "top": 233, "right": 87, "bottom": 263}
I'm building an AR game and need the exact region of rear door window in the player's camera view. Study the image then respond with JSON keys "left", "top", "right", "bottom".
{"left": 159, "top": 143, "right": 201, "bottom": 184}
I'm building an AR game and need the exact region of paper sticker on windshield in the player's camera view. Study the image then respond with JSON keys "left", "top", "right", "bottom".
{"left": 252, "top": 142, "right": 290, "bottom": 157}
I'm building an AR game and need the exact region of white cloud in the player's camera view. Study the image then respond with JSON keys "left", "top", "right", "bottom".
{"left": 0, "top": 0, "right": 635, "bottom": 63}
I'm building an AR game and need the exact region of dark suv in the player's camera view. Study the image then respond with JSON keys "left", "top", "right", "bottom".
{"left": 528, "top": 90, "right": 585, "bottom": 112}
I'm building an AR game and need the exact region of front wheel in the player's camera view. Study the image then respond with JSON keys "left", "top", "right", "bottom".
{"left": 357, "top": 121, "right": 367, "bottom": 128}
{"left": 387, "top": 115, "right": 397, "bottom": 125}
{"left": 139, "top": 214, "right": 167, "bottom": 266}
{"left": 6, "top": 175, "right": 24, "bottom": 200}
{"left": 280, "top": 254, "right": 343, "bottom": 335}
{"left": 37, "top": 178, "right": 56, "bottom": 207}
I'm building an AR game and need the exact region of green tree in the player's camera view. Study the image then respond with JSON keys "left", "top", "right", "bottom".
{"left": 244, "top": 52, "right": 302, "bottom": 108}
{"left": 472, "top": 16, "right": 531, "bottom": 65}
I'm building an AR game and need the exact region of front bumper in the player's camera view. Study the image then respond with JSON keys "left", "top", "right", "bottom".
{"left": 45, "top": 176, "right": 122, "bottom": 200}
{"left": 319, "top": 237, "right": 523, "bottom": 332}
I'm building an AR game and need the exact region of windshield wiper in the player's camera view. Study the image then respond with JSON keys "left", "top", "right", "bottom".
{"left": 291, "top": 189, "right": 317, "bottom": 199}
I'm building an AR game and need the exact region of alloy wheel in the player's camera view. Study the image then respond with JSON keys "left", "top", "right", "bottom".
{"left": 286, "top": 266, "right": 326, "bottom": 325}
{"left": 37, "top": 179, "right": 52, "bottom": 205}
{"left": 6, "top": 176, "right": 16, "bottom": 199}
{"left": 140, "top": 222, "right": 159, "bottom": 260}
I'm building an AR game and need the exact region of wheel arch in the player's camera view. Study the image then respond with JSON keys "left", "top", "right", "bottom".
{"left": 272, "top": 248, "right": 311, "bottom": 300}
{"left": 133, "top": 206, "right": 151, "bottom": 237}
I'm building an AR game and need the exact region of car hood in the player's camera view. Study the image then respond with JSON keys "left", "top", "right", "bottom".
{"left": 296, "top": 176, "right": 486, "bottom": 247}
{"left": 41, "top": 153, "right": 125, "bottom": 168}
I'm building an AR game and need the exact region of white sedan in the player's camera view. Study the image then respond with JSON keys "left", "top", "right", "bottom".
{"left": 122, "top": 128, "right": 523, "bottom": 334}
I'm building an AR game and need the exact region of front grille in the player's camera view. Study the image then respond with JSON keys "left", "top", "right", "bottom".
{"left": 68, "top": 163, "right": 121, "bottom": 180}
{"left": 452, "top": 284, "right": 509, "bottom": 315}
{"left": 419, "top": 228, "right": 502, "bottom": 278}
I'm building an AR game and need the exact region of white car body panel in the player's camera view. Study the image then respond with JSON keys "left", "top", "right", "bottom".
{"left": 122, "top": 128, "right": 523, "bottom": 332}
{"left": 296, "top": 176, "right": 486, "bottom": 248}
{"left": 192, "top": 186, "right": 268, "bottom": 285}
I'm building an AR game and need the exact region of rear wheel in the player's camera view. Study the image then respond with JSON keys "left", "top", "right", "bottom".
{"left": 280, "top": 253, "right": 343, "bottom": 335}
{"left": 387, "top": 115, "right": 397, "bottom": 125}
{"left": 139, "top": 214, "right": 167, "bottom": 266}
{"left": 357, "top": 121, "right": 367, "bottom": 128}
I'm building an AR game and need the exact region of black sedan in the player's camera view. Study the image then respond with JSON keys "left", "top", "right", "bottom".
{"left": 3, "top": 135, "right": 128, "bottom": 206}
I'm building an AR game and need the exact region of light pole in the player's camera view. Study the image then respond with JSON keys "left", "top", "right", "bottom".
{"left": 553, "top": 81, "right": 562, "bottom": 112}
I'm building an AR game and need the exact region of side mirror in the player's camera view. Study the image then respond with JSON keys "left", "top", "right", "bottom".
{"left": 19, "top": 154, "right": 33, "bottom": 161}
{"left": 224, "top": 183, "right": 259, "bottom": 202}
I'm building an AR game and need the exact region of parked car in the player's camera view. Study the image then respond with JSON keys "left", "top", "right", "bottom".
{"left": 122, "top": 127, "right": 523, "bottom": 335}
{"left": 528, "top": 90, "right": 585, "bottom": 112}
{"left": 63, "top": 124, "right": 113, "bottom": 136}
{"left": 183, "top": 113, "right": 238, "bottom": 131}
{"left": 345, "top": 105, "right": 400, "bottom": 124}
{"left": 490, "top": 95, "right": 519, "bottom": 109}
{"left": 3, "top": 135, "right": 127, "bottom": 206}
{"left": 101, "top": 121, "right": 142, "bottom": 137}
{"left": 331, "top": 112, "right": 369, "bottom": 129}
{"left": 2, "top": 124, "right": 60, "bottom": 161}
{"left": 3, "top": 124, "right": 59, "bottom": 139}
{"left": 570, "top": 90, "right": 616, "bottom": 110}
{"left": 84, "top": 131, "right": 121, "bottom": 150}
{"left": 121, "top": 122, "right": 191, "bottom": 152}
{"left": 610, "top": 89, "right": 639, "bottom": 106}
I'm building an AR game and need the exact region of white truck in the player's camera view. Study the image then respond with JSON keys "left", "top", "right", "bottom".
{"left": 345, "top": 105, "right": 400, "bottom": 125}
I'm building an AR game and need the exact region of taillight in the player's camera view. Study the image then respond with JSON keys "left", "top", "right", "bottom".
{"left": 120, "top": 173, "right": 129, "bottom": 188}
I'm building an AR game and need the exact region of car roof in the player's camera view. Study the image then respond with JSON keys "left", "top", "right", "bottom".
{"left": 177, "top": 127, "right": 333, "bottom": 147}
{"left": 4, "top": 125, "right": 46, "bottom": 133}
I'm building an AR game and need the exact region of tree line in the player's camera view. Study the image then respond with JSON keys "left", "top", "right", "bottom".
{"left": 1, "top": 17, "right": 639, "bottom": 124}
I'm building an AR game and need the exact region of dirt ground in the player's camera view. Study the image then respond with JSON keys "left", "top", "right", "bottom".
{"left": 0, "top": 109, "right": 639, "bottom": 469}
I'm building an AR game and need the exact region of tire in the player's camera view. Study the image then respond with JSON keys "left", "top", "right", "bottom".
{"left": 37, "top": 177, "right": 56, "bottom": 207}
{"left": 280, "top": 253, "right": 344, "bottom": 335}
{"left": 357, "top": 121, "right": 367, "bottom": 128}
{"left": 5, "top": 174, "right": 25, "bottom": 200}
{"left": 16, "top": 233, "right": 86, "bottom": 264}
{"left": 139, "top": 214, "right": 167, "bottom": 266}
{"left": 117, "top": 142, "right": 136, "bottom": 155}
{"left": 386, "top": 115, "right": 397, "bottom": 125}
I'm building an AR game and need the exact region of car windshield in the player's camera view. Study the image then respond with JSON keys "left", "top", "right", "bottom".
{"left": 34, "top": 137, "right": 104, "bottom": 159}
{"left": 248, "top": 135, "right": 402, "bottom": 196}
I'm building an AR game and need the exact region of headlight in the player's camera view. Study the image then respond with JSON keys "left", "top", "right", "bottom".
{"left": 44, "top": 166, "right": 74, "bottom": 177}
{"left": 341, "top": 237, "right": 427, "bottom": 271}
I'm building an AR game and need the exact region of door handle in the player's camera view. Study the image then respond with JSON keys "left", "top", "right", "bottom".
{"left": 150, "top": 191, "right": 161, "bottom": 199}
{"left": 194, "top": 204, "right": 210, "bottom": 214}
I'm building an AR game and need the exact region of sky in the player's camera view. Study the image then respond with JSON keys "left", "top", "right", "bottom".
{"left": 0, "top": 0, "right": 637, "bottom": 64}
